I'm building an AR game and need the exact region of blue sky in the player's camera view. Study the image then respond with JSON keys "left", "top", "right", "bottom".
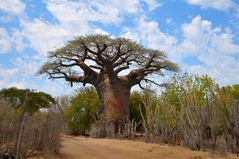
{"left": 0, "top": 0, "right": 239, "bottom": 96}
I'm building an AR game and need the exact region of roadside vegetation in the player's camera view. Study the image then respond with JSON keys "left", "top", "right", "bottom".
{"left": 139, "top": 73, "right": 239, "bottom": 155}
{"left": 0, "top": 88, "right": 67, "bottom": 158}
{"left": 0, "top": 72, "right": 238, "bottom": 158}
{"left": 64, "top": 72, "right": 239, "bottom": 156}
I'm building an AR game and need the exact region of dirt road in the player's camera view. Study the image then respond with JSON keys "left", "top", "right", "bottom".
{"left": 59, "top": 136, "right": 237, "bottom": 159}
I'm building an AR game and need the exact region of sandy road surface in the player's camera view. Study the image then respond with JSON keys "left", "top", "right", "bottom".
{"left": 59, "top": 136, "right": 237, "bottom": 159}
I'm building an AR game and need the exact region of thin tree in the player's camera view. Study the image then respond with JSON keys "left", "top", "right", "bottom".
{"left": 0, "top": 87, "right": 55, "bottom": 158}
{"left": 38, "top": 34, "right": 178, "bottom": 131}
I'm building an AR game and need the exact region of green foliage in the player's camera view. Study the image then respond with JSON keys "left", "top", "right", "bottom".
{"left": 162, "top": 73, "right": 217, "bottom": 130}
{"left": 0, "top": 87, "right": 55, "bottom": 114}
{"left": 40, "top": 34, "right": 178, "bottom": 74}
{"left": 129, "top": 91, "right": 143, "bottom": 123}
{"left": 65, "top": 88, "right": 151, "bottom": 134}
{"left": 139, "top": 72, "right": 239, "bottom": 153}
{"left": 65, "top": 87, "right": 100, "bottom": 135}
{"left": 130, "top": 90, "right": 158, "bottom": 127}
{"left": 221, "top": 84, "right": 239, "bottom": 104}
{"left": 164, "top": 73, "right": 217, "bottom": 110}
{"left": 213, "top": 84, "right": 239, "bottom": 124}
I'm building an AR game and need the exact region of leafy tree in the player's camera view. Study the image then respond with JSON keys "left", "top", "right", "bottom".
{"left": 65, "top": 87, "right": 99, "bottom": 135}
{"left": 0, "top": 87, "right": 55, "bottom": 113}
{"left": 0, "top": 87, "right": 55, "bottom": 158}
{"left": 221, "top": 84, "right": 239, "bottom": 104}
{"left": 163, "top": 73, "right": 217, "bottom": 111}
{"left": 38, "top": 34, "right": 178, "bottom": 129}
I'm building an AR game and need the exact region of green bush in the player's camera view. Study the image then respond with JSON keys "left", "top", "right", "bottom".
{"left": 65, "top": 87, "right": 99, "bottom": 135}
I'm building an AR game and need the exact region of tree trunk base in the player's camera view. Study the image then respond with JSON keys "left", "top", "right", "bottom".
{"left": 107, "top": 120, "right": 128, "bottom": 138}
{"left": 90, "top": 115, "right": 128, "bottom": 138}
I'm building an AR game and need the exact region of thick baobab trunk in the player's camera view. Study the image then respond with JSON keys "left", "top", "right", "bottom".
{"left": 96, "top": 78, "right": 131, "bottom": 136}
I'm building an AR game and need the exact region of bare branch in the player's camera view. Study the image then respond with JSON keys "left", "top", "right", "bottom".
{"left": 113, "top": 54, "right": 132, "bottom": 68}
{"left": 82, "top": 42, "right": 108, "bottom": 64}
{"left": 76, "top": 59, "right": 97, "bottom": 75}
{"left": 144, "top": 78, "right": 162, "bottom": 86}
{"left": 59, "top": 61, "right": 78, "bottom": 67}
{"left": 89, "top": 65, "right": 102, "bottom": 70}
{"left": 39, "top": 34, "right": 178, "bottom": 89}
{"left": 111, "top": 42, "right": 122, "bottom": 63}
{"left": 86, "top": 55, "right": 104, "bottom": 66}
{"left": 115, "top": 65, "right": 129, "bottom": 74}
{"left": 54, "top": 55, "right": 78, "bottom": 62}
{"left": 138, "top": 82, "right": 147, "bottom": 90}
{"left": 145, "top": 54, "right": 156, "bottom": 68}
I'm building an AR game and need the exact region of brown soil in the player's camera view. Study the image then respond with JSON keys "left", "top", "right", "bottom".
{"left": 58, "top": 135, "right": 237, "bottom": 159}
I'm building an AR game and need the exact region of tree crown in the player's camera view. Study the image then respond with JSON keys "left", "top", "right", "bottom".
{"left": 38, "top": 34, "right": 179, "bottom": 88}
{"left": 0, "top": 87, "right": 55, "bottom": 113}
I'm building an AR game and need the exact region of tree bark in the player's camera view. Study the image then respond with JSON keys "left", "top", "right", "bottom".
{"left": 15, "top": 111, "right": 27, "bottom": 159}
{"left": 96, "top": 77, "right": 131, "bottom": 136}
{"left": 15, "top": 94, "right": 28, "bottom": 159}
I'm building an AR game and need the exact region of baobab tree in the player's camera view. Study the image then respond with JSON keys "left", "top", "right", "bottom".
{"left": 38, "top": 34, "right": 178, "bottom": 133}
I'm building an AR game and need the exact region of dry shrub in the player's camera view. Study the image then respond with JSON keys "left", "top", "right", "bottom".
{"left": 90, "top": 114, "right": 107, "bottom": 138}
{"left": 90, "top": 113, "right": 139, "bottom": 139}
{"left": 21, "top": 111, "right": 63, "bottom": 158}
{"left": 0, "top": 98, "right": 65, "bottom": 159}
{"left": 0, "top": 98, "right": 17, "bottom": 158}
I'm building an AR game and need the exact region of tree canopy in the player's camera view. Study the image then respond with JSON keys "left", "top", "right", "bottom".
{"left": 0, "top": 87, "right": 55, "bottom": 113}
{"left": 38, "top": 34, "right": 178, "bottom": 88}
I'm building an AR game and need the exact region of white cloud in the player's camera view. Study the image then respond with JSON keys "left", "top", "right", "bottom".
{"left": 18, "top": 0, "right": 123, "bottom": 55}
{"left": 0, "top": 0, "right": 26, "bottom": 16}
{"left": 122, "top": 18, "right": 183, "bottom": 64}
{"left": 181, "top": 16, "right": 239, "bottom": 85}
{"left": 92, "top": 0, "right": 161, "bottom": 16}
{"left": 0, "top": 65, "right": 26, "bottom": 90}
{"left": 6, "top": 82, "right": 26, "bottom": 89}
{"left": 122, "top": 15, "right": 239, "bottom": 86}
{"left": 210, "top": 29, "right": 239, "bottom": 55}
{"left": 13, "top": 56, "right": 43, "bottom": 76}
{"left": 123, "top": 17, "right": 177, "bottom": 51}
{"left": 1, "top": 0, "right": 238, "bottom": 95}
{"left": 45, "top": 0, "right": 160, "bottom": 25}
{"left": 94, "top": 28, "right": 110, "bottom": 35}
{"left": 181, "top": 16, "right": 212, "bottom": 53}
{"left": 20, "top": 17, "right": 109, "bottom": 55}
{"left": 46, "top": 0, "right": 120, "bottom": 25}
{"left": 0, "top": 28, "right": 12, "bottom": 53}
{"left": 12, "top": 30, "right": 28, "bottom": 52}
{"left": 0, "top": 0, "right": 162, "bottom": 95}
{"left": 0, "top": 54, "right": 73, "bottom": 96}
{"left": 18, "top": 0, "right": 160, "bottom": 56}
{"left": 181, "top": 16, "right": 239, "bottom": 55}
{"left": 21, "top": 19, "right": 74, "bottom": 55}
{"left": 142, "top": 0, "right": 161, "bottom": 11}
{"left": 186, "top": 53, "right": 239, "bottom": 85}
{"left": 39, "top": 80, "right": 73, "bottom": 97}
{"left": 0, "top": 66, "right": 17, "bottom": 79}
{"left": 0, "top": 80, "right": 6, "bottom": 89}
{"left": 0, "top": 28, "right": 28, "bottom": 54}
{"left": 186, "top": 0, "right": 235, "bottom": 10}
